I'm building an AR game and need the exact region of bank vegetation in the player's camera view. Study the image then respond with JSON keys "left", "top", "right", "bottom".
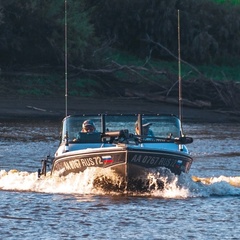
{"left": 0, "top": 0, "right": 240, "bottom": 112}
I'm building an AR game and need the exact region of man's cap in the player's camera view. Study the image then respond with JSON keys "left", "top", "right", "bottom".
{"left": 135, "top": 119, "right": 152, "bottom": 128}
{"left": 82, "top": 119, "right": 95, "bottom": 128}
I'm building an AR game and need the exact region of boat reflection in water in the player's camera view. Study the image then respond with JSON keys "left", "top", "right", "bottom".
{"left": 38, "top": 114, "right": 193, "bottom": 192}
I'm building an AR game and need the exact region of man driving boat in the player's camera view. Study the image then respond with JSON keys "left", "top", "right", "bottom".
{"left": 81, "top": 119, "right": 97, "bottom": 133}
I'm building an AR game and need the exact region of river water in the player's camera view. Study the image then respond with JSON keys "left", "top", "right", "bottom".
{"left": 0, "top": 120, "right": 240, "bottom": 239}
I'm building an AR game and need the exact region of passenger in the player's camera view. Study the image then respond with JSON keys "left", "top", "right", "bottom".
{"left": 135, "top": 119, "right": 154, "bottom": 137}
{"left": 81, "top": 119, "right": 97, "bottom": 133}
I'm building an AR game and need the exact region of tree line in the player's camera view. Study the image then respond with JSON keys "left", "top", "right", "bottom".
{"left": 0, "top": 0, "right": 239, "bottom": 69}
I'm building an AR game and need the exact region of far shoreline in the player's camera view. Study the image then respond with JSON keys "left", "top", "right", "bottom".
{"left": 0, "top": 96, "right": 239, "bottom": 123}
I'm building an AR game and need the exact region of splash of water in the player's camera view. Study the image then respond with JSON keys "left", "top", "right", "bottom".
{"left": 191, "top": 175, "right": 240, "bottom": 196}
{"left": 1, "top": 168, "right": 240, "bottom": 198}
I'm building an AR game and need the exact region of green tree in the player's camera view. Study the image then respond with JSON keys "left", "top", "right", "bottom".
{"left": 0, "top": 0, "right": 95, "bottom": 66}
{"left": 88, "top": 0, "right": 240, "bottom": 64}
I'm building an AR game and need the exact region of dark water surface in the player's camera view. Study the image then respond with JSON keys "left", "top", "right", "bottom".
{"left": 0, "top": 120, "right": 240, "bottom": 239}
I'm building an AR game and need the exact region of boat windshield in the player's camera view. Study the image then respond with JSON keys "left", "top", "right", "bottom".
{"left": 60, "top": 114, "right": 182, "bottom": 143}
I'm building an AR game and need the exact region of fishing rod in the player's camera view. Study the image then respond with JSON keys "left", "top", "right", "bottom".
{"left": 64, "top": 0, "right": 68, "bottom": 117}
{"left": 178, "top": 9, "right": 182, "bottom": 126}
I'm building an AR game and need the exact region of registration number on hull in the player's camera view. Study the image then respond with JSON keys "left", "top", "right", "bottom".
{"left": 129, "top": 153, "right": 184, "bottom": 168}
{"left": 53, "top": 152, "right": 125, "bottom": 173}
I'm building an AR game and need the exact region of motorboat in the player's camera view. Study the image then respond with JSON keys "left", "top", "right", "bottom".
{"left": 38, "top": 6, "right": 193, "bottom": 192}
{"left": 38, "top": 113, "right": 193, "bottom": 191}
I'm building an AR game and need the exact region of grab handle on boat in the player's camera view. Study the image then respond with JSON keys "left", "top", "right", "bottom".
{"left": 135, "top": 135, "right": 193, "bottom": 145}
{"left": 174, "top": 136, "right": 193, "bottom": 144}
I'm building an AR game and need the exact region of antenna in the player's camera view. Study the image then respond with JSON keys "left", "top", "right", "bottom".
{"left": 64, "top": 0, "right": 68, "bottom": 117}
{"left": 178, "top": 9, "right": 182, "bottom": 124}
